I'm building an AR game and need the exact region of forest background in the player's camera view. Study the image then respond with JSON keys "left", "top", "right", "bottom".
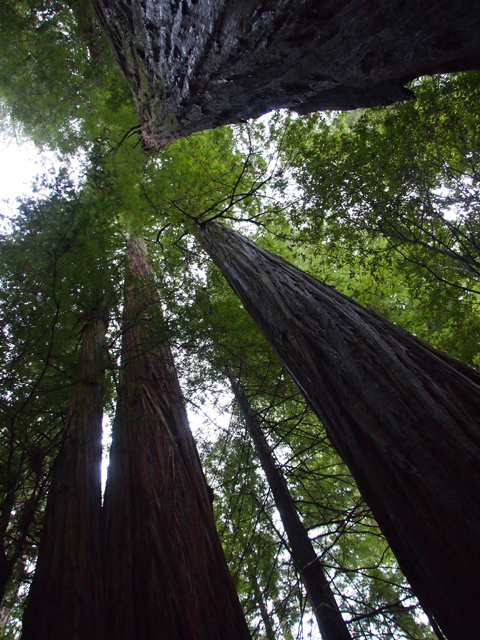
{"left": 0, "top": 2, "right": 479, "bottom": 639}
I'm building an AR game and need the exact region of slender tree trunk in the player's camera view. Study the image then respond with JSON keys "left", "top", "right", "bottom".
{"left": 251, "top": 574, "right": 276, "bottom": 640}
{"left": 0, "top": 485, "right": 17, "bottom": 603}
{"left": 227, "top": 366, "right": 352, "bottom": 640}
{"left": 0, "top": 558, "right": 13, "bottom": 607}
{"left": 198, "top": 221, "right": 480, "bottom": 640}
{"left": 22, "top": 306, "right": 108, "bottom": 640}
{"left": 103, "top": 238, "right": 251, "bottom": 640}
{"left": 274, "top": 599, "right": 296, "bottom": 640}
{"left": 0, "top": 486, "right": 43, "bottom": 605}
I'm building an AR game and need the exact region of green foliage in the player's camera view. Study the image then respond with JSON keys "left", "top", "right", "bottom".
{"left": 274, "top": 72, "right": 480, "bottom": 367}
{"left": 1, "top": 10, "right": 479, "bottom": 634}
{"left": 0, "top": 165, "right": 122, "bottom": 628}
{"left": 202, "top": 420, "right": 301, "bottom": 639}
{"left": 0, "top": 0, "right": 136, "bottom": 152}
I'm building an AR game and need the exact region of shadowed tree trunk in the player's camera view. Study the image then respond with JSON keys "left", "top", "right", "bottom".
{"left": 226, "top": 366, "right": 352, "bottom": 640}
{"left": 103, "top": 237, "right": 251, "bottom": 640}
{"left": 0, "top": 468, "right": 48, "bottom": 606}
{"left": 21, "top": 306, "right": 109, "bottom": 640}
{"left": 0, "top": 476, "right": 25, "bottom": 604}
{"left": 198, "top": 221, "right": 480, "bottom": 640}
{"left": 91, "top": 0, "right": 480, "bottom": 148}
{"left": 251, "top": 575, "right": 276, "bottom": 640}
{"left": 0, "top": 487, "right": 17, "bottom": 604}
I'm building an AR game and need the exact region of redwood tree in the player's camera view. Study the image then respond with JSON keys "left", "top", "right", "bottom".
{"left": 226, "top": 365, "right": 353, "bottom": 640}
{"left": 91, "top": 0, "right": 480, "bottom": 148}
{"left": 103, "top": 237, "right": 251, "bottom": 640}
{"left": 21, "top": 307, "right": 109, "bottom": 640}
{"left": 197, "top": 220, "right": 480, "bottom": 640}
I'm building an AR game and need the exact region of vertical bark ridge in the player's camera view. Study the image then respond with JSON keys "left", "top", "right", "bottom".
{"left": 198, "top": 221, "right": 480, "bottom": 640}
{"left": 22, "top": 306, "right": 109, "bottom": 640}
{"left": 227, "top": 366, "right": 352, "bottom": 640}
{"left": 103, "top": 237, "right": 251, "bottom": 640}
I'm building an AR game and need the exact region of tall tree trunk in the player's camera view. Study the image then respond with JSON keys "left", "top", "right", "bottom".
{"left": 197, "top": 221, "right": 480, "bottom": 640}
{"left": 251, "top": 574, "right": 276, "bottom": 640}
{"left": 274, "top": 599, "right": 296, "bottom": 640}
{"left": 22, "top": 306, "right": 108, "bottom": 640}
{"left": 91, "top": 0, "right": 480, "bottom": 148}
{"left": 226, "top": 366, "right": 352, "bottom": 640}
{"left": 103, "top": 238, "right": 251, "bottom": 640}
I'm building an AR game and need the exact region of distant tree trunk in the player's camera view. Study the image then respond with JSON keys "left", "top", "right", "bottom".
{"left": 0, "top": 486, "right": 17, "bottom": 603}
{"left": 274, "top": 599, "right": 296, "bottom": 640}
{"left": 103, "top": 237, "right": 251, "bottom": 640}
{"left": 226, "top": 366, "right": 352, "bottom": 640}
{"left": 198, "top": 221, "right": 480, "bottom": 640}
{"left": 91, "top": 0, "right": 480, "bottom": 148}
{"left": 251, "top": 574, "right": 276, "bottom": 640}
{"left": 0, "top": 471, "right": 47, "bottom": 606}
{"left": 22, "top": 306, "right": 109, "bottom": 640}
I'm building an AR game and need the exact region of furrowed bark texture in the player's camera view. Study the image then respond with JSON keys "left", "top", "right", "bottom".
{"left": 198, "top": 221, "right": 480, "bottom": 640}
{"left": 22, "top": 309, "right": 108, "bottom": 640}
{"left": 103, "top": 238, "right": 251, "bottom": 640}
{"left": 90, "top": 0, "right": 480, "bottom": 149}
{"left": 227, "top": 366, "right": 352, "bottom": 640}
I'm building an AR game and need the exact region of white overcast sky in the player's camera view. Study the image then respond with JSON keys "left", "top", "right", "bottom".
{"left": 0, "top": 133, "right": 61, "bottom": 224}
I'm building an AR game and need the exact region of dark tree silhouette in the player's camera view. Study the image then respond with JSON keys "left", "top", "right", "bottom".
{"left": 91, "top": 0, "right": 480, "bottom": 148}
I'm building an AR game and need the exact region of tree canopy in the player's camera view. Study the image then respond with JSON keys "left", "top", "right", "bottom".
{"left": 0, "top": 4, "right": 479, "bottom": 640}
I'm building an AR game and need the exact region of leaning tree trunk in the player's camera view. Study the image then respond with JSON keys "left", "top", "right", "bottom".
{"left": 226, "top": 366, "right": 352, "bottom": 640}
{"left": 22, "top": 306, "right": 108, "bottom": 640}
{"left": 0, "top": 477, "right": 21, "bottom": 603}
{"left": 103, "top": 238, "right": 251, "bottom": 640}
{"left": 197, "top": 221, "right": 480, "bottom": 640}
{"left": 251, "top": 575, "right": 276, "bottom": 640}
{"left": 0, "top": 469, "right": 48, "bottom": 605}
{"left": 91, "top": 0, "right": 480, "bottom": 148}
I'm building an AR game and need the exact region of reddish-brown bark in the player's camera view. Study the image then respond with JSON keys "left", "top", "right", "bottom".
{"left": 198, "top": 221, "right": 480, "bottom": 640}
{"left": 91, "top": 0, "right": 480, "bottom": 148}
{"left": 22, "top": 308, "right": 108, "bottom": 640}
{"left": 227, "top": 365, "right": 352, "bottom": 640}
{"left": 103, "top": 238, "right": 251, "bottom": 640}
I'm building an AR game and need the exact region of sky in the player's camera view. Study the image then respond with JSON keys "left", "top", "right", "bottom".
{"left": 0, "top": 134, "right": 51, "bottom": 221}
